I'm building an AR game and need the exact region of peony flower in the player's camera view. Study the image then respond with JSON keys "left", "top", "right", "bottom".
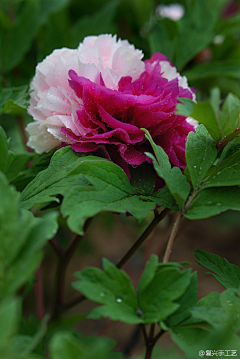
{"left": 27, "top": 34, "right": 197, "bottom": 176}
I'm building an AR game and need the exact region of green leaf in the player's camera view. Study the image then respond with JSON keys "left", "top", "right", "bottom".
{"left": 0, "top": 86, "right": 29, "bottom": 115}
{"left": 137, "top": 254, "right": 159, "bottom": 294}
{"left": 73, "top": 258, "right": 141, "bottom": 324}
{"left": 169, "top": 288, "right": 240, "bottom": 356}
{"left": 0, "top": 0, "right": 40, "bottom": 73}
{"left": 186, "top": 125, "right": 217, "bottom": 190}
{"left": 61, "top": 156, "right": 156, "bottom": 235}
{"left": 183, "top": 59, "right": 240, "bottom": 81}
{"left": 0, "top": 172, "right": 58, "bottom": 298}
{"left": 6, "top": 152, "right": 34, "bottom": 182}
{"left": 11, "top": 150, "right": 54, "bottom": 192}
{"left": 174, "top": 0, "right": 221, "bottom": 70}
{"left": 185, "top": 186, "right": 240, "bottom": 219}
{"left": 194, "top": 250, "right": 240, "bottom": 289}
{"left": 0, "top": 126, "right": 14, "bottom": 174}
{"left": 50, "top": 332, "right": 121, "bottom": 359}
{"left": 73, "top": 256, "right": 192, "bottom": 325}
{"left": 20, "top": 147, "right": 91, "bottom": 210}
{"left": 191, "top": 101, "right": 220, "bottom": 141}
{"left": 130, "top": 162, "right": 156, "bottom": 195}
{"left": 178, "top": 89, "right": 240, "bottom": 143}
{"left": 203, "top": 150, "right": 240, "bottom": 188}
{"left": 12, "top": 315, "right": 49, "bottom": 359}
{"left": 219, "top": 92, "right": 240, "bottom": 138}
{"left": 176, "top": 97, "right": 195, "bottom": 117}
{"left": 137, "top": 264, "right": 192, "bottom": 324}
{"left": 71, "top": 0, "right": 119, "bottom": 47}
{"left": 165, "top": 272, "right": 198, "bottom": 327}
{"left": 144, "top": 129, "right": 190, "bottom": 209}
{"left": 150, "top": 186, "right": 178, "bottom": 211}
{"left": 148, "top": 19, "right": 175, "bottom": 61}
{"left": 39, "top": 0, "right": 70, "bottom": 25}
{"left": 0, "top": 298, "right": 19, "bottom": 359}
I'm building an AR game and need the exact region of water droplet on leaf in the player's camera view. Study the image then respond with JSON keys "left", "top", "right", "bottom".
{"left": 116, "top": 297, "right": 122, "bottom": 303}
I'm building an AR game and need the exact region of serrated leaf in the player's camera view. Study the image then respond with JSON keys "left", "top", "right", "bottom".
{"left": 61, "top": 158, "right": 156, "bottom": 235}
{"left": 194, "top": 250, "right": 240, "bottom": 289}
{"left": 0, "top": 126, "right": 14, "bottom": 173}
{"left": 0, "top": 172, "right": 58, "bottom": 297}
{"left": 185, "top": 186, "right": 240, "bottom": 219}
{"left": 186, "top": 125, "right": 217, "bottom": 190}
{"left": 20, "top": 147, "right": 92, "bottom": 210}
{"left": 73, "top": 258, "right": 140, "bottom": 324}
{"left": 144, "top": 129, "right": 190, "bottom": 209}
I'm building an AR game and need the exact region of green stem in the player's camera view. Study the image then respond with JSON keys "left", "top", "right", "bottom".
{"left": 117, "top": 208, "right": 171, "bottom": 269}
{"left": 163, "top": 211, "right": 182, "bottom": 263}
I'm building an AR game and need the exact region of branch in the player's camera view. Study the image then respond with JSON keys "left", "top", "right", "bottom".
{"left": 117, "top": 208, "right": 171, "bottom": 268}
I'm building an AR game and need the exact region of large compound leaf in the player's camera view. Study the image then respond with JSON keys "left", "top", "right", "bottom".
{"left": 73, "top": 256, "right": 192, "bottom": 325}
{"left": 0, "top": 172, "right": 58, "bottom": 298}
{"left": 194, "top": 250, "right": 240, "bottom": 289}
{"left": 20, "top": 147, "right": 172, "bottom": 234}
{"left": 61, "top": 157, "right": 157, "bottom": 234}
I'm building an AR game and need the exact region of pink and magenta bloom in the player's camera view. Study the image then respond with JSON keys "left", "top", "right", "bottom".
{"left": 27, "top": 34, "right": 197, "bottom": 174}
